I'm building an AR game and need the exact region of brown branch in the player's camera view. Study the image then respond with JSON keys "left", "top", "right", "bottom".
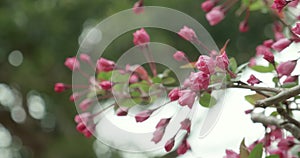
{"left": 251, "top": 113, "right": 300, "bottom": 140}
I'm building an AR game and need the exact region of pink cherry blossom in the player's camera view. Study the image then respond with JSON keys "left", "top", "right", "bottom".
{"left": 164, "top": 138, "right": 175, "bottom": 152}
{"left": 178, "top": 26, "right": 197, "bottom": 41}
{"left": 263, "top": 51, "right": 275, "bottom": 63}
{"left": 177, "top": 139, "right": 191, "bottom": 155}
{"left": 271, "top": 38, "right": 291, "bottom": 52}
{"left": 64, "top": 57, "right": 80, "bottom": 71}
{"left": 283, "top": 76, "right": 297, "bottom": 83}
{"left": 276, "top": 60, "right": 297, "bottom": 77}
{"left": 178, "top": 90, "right": 196, "bottom": 109}
{"left": 263, "top": 39, "right": 274, "bottom": 48}
{"left": 248, "top": 57, "right": 256, "bottom": 67}
{"left": 292, "top": 22, "right": 300, "bottom": 35}
{"left": 224, "top": 149, "right": 240, "bottom": 158}
{"left": 201, "top": 0, "right": 215, "bottom": 12}
{"left": 135, "top": 110, "right": 153, "bottom": 122}
{"left": 180, "top": 119, "right": 191, "bottom": 133}
{"left": 96, "top": 58, "right": 115, "bottom": 72}
{"left": 173, "top": 51, "right": 187, "bottom": 61}
{"left": 168, "top": 88, "right": 180, "bottom": 101}
{"left": 206, "top": 7, "right": 225, "bottom": 26}
{"left": 277, "top": 136, "right": 295, "bottom": 150}
{"left": 133, "top": 28, "right": 150, "bottom": 45}
{"left": 269, "top": 126, "right": 283, "bottom": 140}
{"left": 195, "top": 55, "right": 215, "bottom": 74}
{"left": 272, "top": 0, "right": 288, "bottom": 12}
{"left": 79, "top": 53, "right": 90, "bottom": 62}
{"left": 247, "top": 74, "right": 261, "bottom": 85}
{"left": 100, "top": 80, "right": 112, "bottom": 90}
{"left": 189, "top": 71, "right": 210, "bottom": 91}
{"left": 133, "top": 0, "right": 144, "bottom": 14}
{"left": 256, "top": 45, "right": 271, "bottom": 56}
{"left": 129, "top": 74, "right": 139, "bottom": 83}
{"left": 216, "top": 52, "right": 229, "bottom": 70}
{"left": 239, "top": 20, "right": 249, "bottom": 32}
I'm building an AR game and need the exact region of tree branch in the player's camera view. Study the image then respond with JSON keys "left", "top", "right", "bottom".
{"left": 251, "top": 113, "right": 300, "bottom": 140}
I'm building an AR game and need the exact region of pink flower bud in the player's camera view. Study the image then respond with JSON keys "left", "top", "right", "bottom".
{"left": 248, "top": 57, "right": 256, "bottom": 67}
{"left": 277, "top": 136, "right": 295, "bottom": 150}
{"left": 54, "top": 83, "right": 68, "bottom": 93}
{"left": 151, "top": 127, "right": 165, "bottom": 144}
{"left": 263, "top": 39, "right": 274, "bottom": 48}
{"left": 133, "top": 28, "right": 150, "bottom": 46}
{"left": 216, "top": 52, "right": 229, "bottom": 70}
{"left": 164, "top": 138, "right": 175, "bottom": 152}
{"left": 100, "top": 81, "right": 112, "bottom": 90}
{"left": 292, "top": 22, "right": 300, "bottom": 35}
{"left": 288, "top": 0, "right": 299, "bottom": 7}
{"left": 129, "top": 74, "right": 139, "bottom": 83}
{"left": 178, "top": 26, "right": 197, "bottom": 41}
{"left": 133, "top": 0, "right": 144, "bottom": 14}
{"left": 64, "top": 57, "right": 80, "bottom": 71}
{"left": 283, "top": 76, "right": 297, "bottom": 83}
{"left": 189, "top": 72, "right": 210, "bottom": 91}
{"left": 96, "top": 58, "right": 115, "bottom": 72}
{"left": 239, "top": 20, "right": 249, "bottom": 32}
{"left": 168, "top": 88, "right": 180, "bottom": 101}
{"left": 74, "top": 112, "right": 91, "bottom": 123}
{"left": 70, "top": 93, "right": 80, "bottom": 102}
{"left": 178, "top": 90, "right": 196, "bottom": 109}
{"left": 205, "top": 7, "right": 225, "bottom": 26}
{"left": 276, "top": 60, "right": 297, "bottom": 77}
{"left": 275, "top": 32, "right": 285, "bottom": 41}
{"left": 247, "top": 74, "right": 261, "bottom": 85}
{"left": 180, "top": 119, "right": 191, "bottom": 133}
{"left": 177, "top": 139, "right": 191, "bottom": 155}
{"left": 135, "top": 110, "right": 153, "bottom": 122}
{"left": 256, "top": 45, "right": 270, "bottom": 56}
{"left": 79, "top": 53, "right": 90, "bottom": 62}
{"left": 156, "top": 118, "right": 171, "bottom": 129}
{"left": 76, "top": 122, "right": 87, "bottom": 133}
{"left": 201, "top": 0, "right": 215, "bottom": 12}
{"left": 116, "top": 107, "right": 128, "bottom": 116}
{"left": 224, "top": 150, "right": 240, "bottom": 158}
{"left": 244, "top": 109, "right": 253, "bottom": 114}
{"left": 271, "top": 38, "right": 291, "bottom": 52}
{"left": 83, "top": 128, "right": 93, "bottom": 138}
{"left": 173, "top": 51, "right": 186, "bottom": 61}
{"left": 195, "top": 55, "right": 215, "bottom": 74}
{"left": 79, "top": 99, "right": 93, "bottom": 111}
{"left": 263, "top": 51, "right": 275, "bottom": 63}
{"left": 272, "top": 0, "right": 288, "bottom": 12}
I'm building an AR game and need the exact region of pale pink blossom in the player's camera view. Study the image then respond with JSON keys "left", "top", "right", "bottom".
{"left": 195, "top": 55, "right": 215, "bottom": 74}
{"left": 216, "top": 52, "right": 229, "bottom": 70}
{"left": 178, "top": 90, "right": 196, "bottom": 108}
{"left": 248, "top": 57, "right": 256, "bottom": 67}
{"left": 133, "top": 28, "right": 150, "bottom": 45}
{"left": 64, "top": 57, "right": 80, "bottom": 71}
{"left": 178, "top": 26, "right": 197, "bottom": 41}
{"left": 79, "top": 98, "right": 93, "bottom": 111}
{"left": 189, "top": 71, "right": 210, "bottom": 91}
{"left": 79, "top": 54, "right": 91, "bottom": 62}
{"left": 173, "top": 51, "right": 187, "bottom": 61}
{"left": 133, "top": 0, "right": 144, "bottom": 14}
{"left": 206, "top": 7, "right": 225, "bottom": 26}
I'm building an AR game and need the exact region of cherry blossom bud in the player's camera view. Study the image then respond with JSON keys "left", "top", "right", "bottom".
{"left": 263, "top": 39, "right": 274, "bottom": 48}
{"left": 74, "top": 112, "right": 91, "bottom": 123}
{"left": 224, "top": 149, "right": 240, "bottom": 158}
{"left": 178, "top": 90, "right": 196, "bottom": 109}
{"left": 275, "top": 32, "right": 285, "bottom": 41}
{"left": 276, "top": 60, "right": 297, "bottom": 77}
{"left": 216, "top": 52, "right": 229, "bottom": 70}
{"left": 189, "top": 72, "right": 210, "bottom": 91}
{"left": 79, "top": 98, "right": 93, "bottom": 111}
{"left": 205, "top": 7, "right": 225, "bottom": 26}
{"left": 263, "top": 51, "right": 274, "bottom": 63}
{"left": 133, "top": 0, "right": 144, "bottom": 14}
{"left": 292, "top": 22, "right": 300, "bottom": 35}
{"left": 272, "top": 0, "right": 288, "bottom": 12}
{"left": 244, "top": 109, "right": 253, "bottom": 114}
{"left": 135, "top": 110, "right": 153, "bottom": 122}
{"left": 195, "top": 55, "right": 215, "bottom": 74}
{"left": 76, "top": 122, "right": 87, "bottom": 133}
{"left": 201, "top": 0, "right": 215, "bottom": 12}
{"left": 129, "top": 74, "right": 139, "bottom": 83}
{"left": 64, "top": 57, "right": 80, "bottom": 71}
{"left": 256, "top": 45, "right": 271, "bottom": 56}
{"left": 133, "top": 28, "right": 150, "bottom": 46}
{"left": 239, "top": 20, "right": 249, "bottom": 32}
{"left": 271, "top": 38, "right": 291, "bottom": 52}
{"left": 180, "top": 119, "right": 191, "bottom": 133}
{"left": 247, "top": 74, "right": 261, "bottom": 85}
{"left": 178, "top": 26, "right": 197, "bottom": 41}
{"left": 79, "top": 53, "right": 90, "bottom": 62}
{"left": 100, "top": 81, "right": 112, "bottom": 90}
{"left": 83, "top": 128, "right": 93, "bottom": 138}
{"left": 277, "top": 136, "right": 295, "bottom": 150}
{"left": 164, "top": 138, "right": 175, "bottom": 152}
{"left": 248, "top": 57, "right": 256, "bottom": 67}
{"left": 156, "top": 118, "right": 171, "bottom": 129}
{"left": 173, "top": 51, "right": 186, "bottom": 61}
{"left": 70, "top": 93, "right": 80, "bottom": 102}
{"left": 96, "top": 58, "right": 115, "bottom": 72}
{"left": 116, "top": 107, "right": 128, "bottom": 116}
{"left": 168, "top": 88, "right": 180, "bottom": 101}
{"left": 177, "top": 139, "right": 191, "bottom": 155}
{"left": 54, "top": 83, "right": 68, "bottom": 93}
{"left": 283, "top": 76, "right": 297, "bottom": 83}
{"left": 151, "top": 127, "right": 165, "bottom": 144}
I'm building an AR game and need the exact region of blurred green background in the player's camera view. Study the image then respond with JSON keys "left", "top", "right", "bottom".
{"left": 0, "top": 0, "right": 272, "bottom": 158}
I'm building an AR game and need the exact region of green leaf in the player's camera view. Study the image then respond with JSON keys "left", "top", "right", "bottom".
{"left": 239, "top": 138, "right": 250, "bottom": 158}
{"left": 249, "top": 0, "right": 265, "bottom": 11}
{"left": 97, "top": 71, "right": 112, "bottom": 81}
{"left": 266, "top": 155, "right": 280, "bottom": 158}
{"left": 272, "top": 77, "right": 279, "bottom": 86}
{"left": 229, "top": 57, "right": 238, "bottom": 72}
{"left": 248, "top": 143, "right": 263, "bottom": 158}
{"left": 111, "top": 70, "right": 130, "bottom": 82}
{"left": 282, "top": 82, "right": 298, "bottom": 88}
{"left": 152, "top": 77, "right": 162, "bottom": 84}
{"left": 162, "top": 77, "right": 176, "bottom": 85}
{"left": 130, "top": 82, "right": 150, "bottom": 93}
{"left": 245, "top": 93, "right": 266, "bottom": 105}
{"left": 242, "top": 0, "right": 250, "bottom": 6}
{"left": 250, "top": 64, "right": 274, "bottom": 73}
{"left": 199, "top": 92, "right": 217, "bottom": 108}
{"left": 270, "top": 111, "right": 278, "bottom": 117}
